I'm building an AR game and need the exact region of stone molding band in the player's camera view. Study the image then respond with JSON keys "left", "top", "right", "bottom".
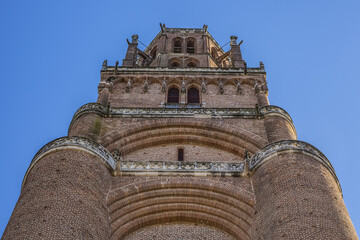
{"left": 117, "top": 160, "right": 245, "bottom": 177}
{"left": 101, "top": 66, "right": 265, "bottom": 75}
{"left": 250, "top": 140, "right": 342, "bottom": 194}
{"left": 22, "top": 136, "right": 117, "bottom": 190}
{"left": 68, "top": 103, "right": 295, "bottom": 134}
{"left": 22, "top": 138, "right": 341, "bottom": 195}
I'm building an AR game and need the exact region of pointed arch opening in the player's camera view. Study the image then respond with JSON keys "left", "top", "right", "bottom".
{"left": 167, "top": 87, "right": 180, "bottom": 103}
{"left": 187, "top": 87, "right": 200, "bottom": 104}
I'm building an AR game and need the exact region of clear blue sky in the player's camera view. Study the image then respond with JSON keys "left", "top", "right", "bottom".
{"left": 1, "top": 0, "right": 359, "bottom": 236}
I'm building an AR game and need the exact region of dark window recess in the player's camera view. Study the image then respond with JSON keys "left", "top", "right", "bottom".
{"left": 174, "top": 40, "right": 182, "bottom": 53}
{"left": 187, "top": 62, "right": 197, "bottom": 68}
{"left": 187, "top": 40, "right": 195, "bottom": 53}
{"left": 170, "top": 62, "right": 180, "bottom": 68}
{"left": 168, "top": 87, "right": 180, "bottom": 103}
{"left": 187, "top": 87, "right": 200, "bottom": 103}
{"left": 178, "top": 148, "right": 184, "bottom": 161}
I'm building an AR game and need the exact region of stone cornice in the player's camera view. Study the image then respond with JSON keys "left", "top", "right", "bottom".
{"left": 249, "top": 140, "right": 342, "bottom": 194}
{"left": 22, "top": 136, "right": 117, "bottom": 190}
{"left": 101, "top": 66, "right": 265, "bottom": 75}
{"left": 116, "top": 160, "right": 245, "bottom": 177}
{"left": 68, "top": 103, "right": 295, "bottom": 135}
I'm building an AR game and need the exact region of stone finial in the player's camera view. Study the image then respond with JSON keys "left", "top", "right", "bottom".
{"left": 230, "top": 36, "right": 238, "bottom": 46}
{"left": 131, "top": 34, "right": 138, "bottom": 44}
{"left": 260, "top": 61, "right": 265, "bottom": 70}
{"left": 203, "top": 24, "right": 208, "bottom": 32}
{"left": 115, "top": 61, "right": 119, "bottom": 73}
{"left": 102, "top": 60, "right": 107, "bottom": 70}
{"left": 160, "top": 23, "right": 166, "bottom": 33}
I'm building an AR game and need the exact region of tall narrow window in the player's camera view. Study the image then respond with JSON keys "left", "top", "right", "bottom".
{"left": 187, "top": 87, "right": 200, "bottom": 103}
{"left": 174, "top": 39, "right": 182, "bottom": 53}
{"left": 187, "top": 40, "right": 195, "bottom": 53}
{"left": 178, "top": 148, "right": 184, "bottom": 161}
{"left": 167, "top": 87, "right": 179, "bottom": 103}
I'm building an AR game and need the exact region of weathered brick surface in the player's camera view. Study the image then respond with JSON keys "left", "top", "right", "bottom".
{"left": 124, "top": 223, "right": 235, "bottom": 240}
{"left": 124, "top": 144, "right": 242, "bottom": 162}
{"left": 251, "top": 152, "right": 358, "bottom": 239}
{"left": 2, "top": 150, "right": 112, "bottom": 240}
{"left": 263, "top": 115, "right": 297, "bottom": 142}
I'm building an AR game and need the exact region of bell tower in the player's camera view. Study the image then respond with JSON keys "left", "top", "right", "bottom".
{"left": 2, "top": 24, "right": 357, "bottom": 240}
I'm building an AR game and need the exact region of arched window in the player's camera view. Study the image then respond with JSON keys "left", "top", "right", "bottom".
{"left": 187, "top": 87, "right": 200, "bottom": 103}
{"left": 167, "top": 87, "right": 179, "bottom": 103}
{"left": 170, "top": 62, "right": 180, "bottom": 68}
{"left": 174, "top": 39, "right": 182, "bottom": 53}
{"left": 187, "top": 62, "right": 197, "bottom": 68}
{"left": 187, "top": 40, "right": 195, "bottom": 53}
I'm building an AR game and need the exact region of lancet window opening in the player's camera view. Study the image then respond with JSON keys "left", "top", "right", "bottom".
{"left": 167, "top": 87, "right": 180, "bottom": 103}
{"left": 187, "top": 87, "right": 200, "bottom": 104}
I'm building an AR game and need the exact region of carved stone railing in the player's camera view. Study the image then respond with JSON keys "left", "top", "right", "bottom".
{"left": 69, "top": 103, "right": 294, "bottom": 133}
{"left": 22, "top": 136, "right": 117, "bottom": 189}
{"left": 249, "top": 140, "right": 341, "bottom": 194}
{"left": 117, "top": 160, "right": 245, "bottom": 177}
{"left": 101, "top": 66, "right": 265, "bottom": 74}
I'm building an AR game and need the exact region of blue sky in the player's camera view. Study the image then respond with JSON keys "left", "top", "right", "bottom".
{"left": 1, "top": 0, "right": 359, "bottom": 236}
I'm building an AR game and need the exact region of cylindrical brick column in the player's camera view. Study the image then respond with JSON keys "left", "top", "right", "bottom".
{"left": 250, "top": 141, "right": 358, "bottom": 239}
{"left": 2, "top": 137, "right": 115, "bottom": 240}
{"left": 257, "top": 92, "right": 269, "bottom": 107}
{"left": 263, "top": 115, "right": 297, "bottom": 142}
{"left": 98, "top": 87, "right": 110, "bottom": 106}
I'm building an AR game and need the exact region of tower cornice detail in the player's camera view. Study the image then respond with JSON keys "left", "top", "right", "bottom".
{"left": 22, "top": 136, "right": 117, "bottom": 190}
{"left": 250, "top": 140, "right": 342, "bottom": 194}
{"left": 68, "top": 103, "right": 295, "bottom": 135}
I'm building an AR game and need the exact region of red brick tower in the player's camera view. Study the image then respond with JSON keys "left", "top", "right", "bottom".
{"left": 3, "top": 24, "right": 358, "bottom": 239}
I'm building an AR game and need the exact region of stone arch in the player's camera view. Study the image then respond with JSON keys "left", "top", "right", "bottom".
{"left": 168, "top": 57, "right": 182, "bottom": 68}
{"left": 184, "top": 58, "right": 200, "bottom": 68}
{"left": 107, "top": 178, "right": 255, "bottom": 239}
{"left": 102, "top": 119, "right": 267, "bottom": 157}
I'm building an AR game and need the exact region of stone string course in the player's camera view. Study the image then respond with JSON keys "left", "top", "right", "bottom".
{"left": 68, "top": 103, "right": 295, "bottom": 134}
{"left": 22, "top": 137, "right": 341, "bottom": 195}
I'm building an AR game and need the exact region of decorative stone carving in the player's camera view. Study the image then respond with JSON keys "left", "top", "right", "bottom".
{"left": 249, "top": 140, "right": 341, "bottom": 193}
{"left": 201, "top": 79, "right": 206, "bottom": 94}
{"left": 69, "top": 103, "right": 295, "bottom": 134}
{"left": 143, "top": 78, "right": 149, "bottom": 93}
{"left": 219, "top": 80, "right": 224, "bottom": 95}
{"left": 23, "top": 136, "right": 117, "bottom": 189}
{"left": 181, "top": 80, "right": 186, "bottom": 94}
{"left": 161, "top": 79, "right": 166, "bottom": 94}
{"left": 102, "top": 60, "right": 107, "bottom": 70}
{"left": 117, "top": 160, "right": 245, "bottom": 176}
{"left": 236, "top": 81, "right": 242, "bottom": 95}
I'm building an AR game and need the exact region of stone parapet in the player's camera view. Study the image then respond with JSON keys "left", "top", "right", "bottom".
{"left": 68, "top": 103, "right": 294, "bottom": 135}
{"left": 22, "top": 136, "right": 117, "bottom": 189}
{"left": 250, "top": 140, "right": 341, "bottom": 194}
